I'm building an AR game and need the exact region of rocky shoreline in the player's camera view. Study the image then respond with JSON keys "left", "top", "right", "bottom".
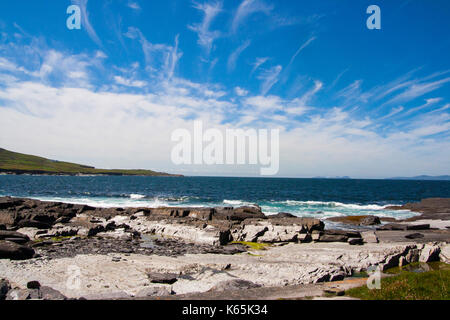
{"left": 1, "top": 197, "right": 449, "bottom": 300}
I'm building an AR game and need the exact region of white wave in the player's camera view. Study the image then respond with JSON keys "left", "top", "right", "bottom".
{"left": 129, "top": 194, "right": 146, "bottom": 199}
{"left": 280, "top": 200, "right": 397, "bottom": 210}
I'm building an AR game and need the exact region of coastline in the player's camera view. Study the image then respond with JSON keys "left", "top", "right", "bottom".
{"left": 1, "top": 197, "right": 449, "bottom": 300}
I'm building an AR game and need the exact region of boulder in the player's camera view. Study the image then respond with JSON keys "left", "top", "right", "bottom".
{"left": 213, "top": 206, "right": 266, "bottom": 221}
{"left": 268, "top": 212, "right": 296, "bottom": 219}
{"left": 39, "top": 286, "right": 67, "bottom": 300}
{"left": 0, "top": 240, "right": 35, "bottom": 260}
{"left": 406, "top": 224, "right": 430, "bottom": 231}
{"left": 419, "top": 244, "right": 440, "bottom": 262}
{"left": 27, "top": 281, "right": 41, "bottom": 289}
{"left": 17, "top": 219, "right": 52, "bottom": 230}
{"left": 324, "top": 230, "right": 361, "bottom": 238}
{"left": 0, "top": 279, "right": 11, "bottom": 300}
{"left": 405, "top": 248, "right": 420, "bottom": 263}
{"left": 348, "top": 238, "right": 364, "bottom": 245}
{"left": 318, "top": 234, "right": 348, "bottom": 243}
{"left": 359, "top": 216, "right": 381, "bottom": 226}
{"left": 439, "top": 244, "right": 450, "bottom": 263}
{"left": 238, "top": 225, "right": 268, "bottom": 242}
{"left": 0, "top": 230, "right": 30, "bottom": 242}
{"left": 361, "top": 231, "right": 379, "bottom": 243}
{"left": 405, "top": 233, "right": 424, "bottom": 239}
{"left": 136, "top": 286, "right": 172, "bottom": 297}
{"left": 257, "top": 225, "right": 304, "bottom": 243}
{"left": 298, "top": 233, "right": 312, "bottom": 243}
{"left": 146, "top": 272, "right": 178, "bottom": 285}
{"left": 5, "top": 288, "right": 36, "bottom": 300}
{"left": 377, "top": 224, "right": 408, "bottom": 231}
{"left": 208, "top": 279, "right": 261, "bottom": 292}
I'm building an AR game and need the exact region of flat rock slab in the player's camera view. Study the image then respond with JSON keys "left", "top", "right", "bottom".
{"left": 376, "top": 229, "right": 450, "bottom": 243}
{"left": 147, "top": 272, "right": 178, "bottom": 284}
{"left": 0, "top": 242, "right": 425, "bottom": 299}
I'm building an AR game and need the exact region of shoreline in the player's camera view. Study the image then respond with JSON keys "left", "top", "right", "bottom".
{"left": 1, "top": 196, "right": 449, "bottom": 300}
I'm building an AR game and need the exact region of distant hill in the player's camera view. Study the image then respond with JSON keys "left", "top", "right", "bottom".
{"left": 0, "top": 148, "right": 181, "bottom": 177}
{"left": 387, "top": 175, "right": 450, "bottom": 181}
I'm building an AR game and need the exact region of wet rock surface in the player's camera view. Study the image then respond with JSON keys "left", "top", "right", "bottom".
{"left": 32, "top": 236, "right": 247, "bottom": 259}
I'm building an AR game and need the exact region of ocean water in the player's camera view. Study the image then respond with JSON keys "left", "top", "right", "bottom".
{"left": 1, "top": 175, "right": 450, "bottom": 220}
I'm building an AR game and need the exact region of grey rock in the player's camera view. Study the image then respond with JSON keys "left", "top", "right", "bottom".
{"left": 419, "top": 244, "right": 440, "bottom": 262}
{"left": 361, "top": 231, "right": 379, "bottom": 243}
{"left": 208, "top": 279, "right": 261, "bottom": 292}
{"left": 136, "top": 286, "right": 172, "bottom": 297}
{"left": 377, "top": 224, "right": 408, "bottom": 231}
{"left": 405, "top": 248, "right": 420, "bottom": 263}
{"left": 39, "top": 286, "right": 67, "bottom": 300}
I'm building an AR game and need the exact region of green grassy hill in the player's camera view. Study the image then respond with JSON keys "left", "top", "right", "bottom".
{"left": 0, "top": 148, "right": 181, "bottom": 176}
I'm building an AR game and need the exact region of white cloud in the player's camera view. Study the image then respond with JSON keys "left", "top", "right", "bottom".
{"left": 127, "top": 1, "right": 141, "bottom": 10}
{"left": 234, "top": 86, "right": 248, "bottom": 96}
{"left": 188, "top": 1, "right": 222, "bottom": 54}
{"left": 114, "top": 76, "right": 147, "bottom": 88}
{"left": 71, "top": 0, "right": 102, "bottom": 46}
{"left": 231, "top": 0, "right": 273, "bottom": 33}
{"left": 227, "top": 40, "right": 251, "bottom": 72}
{"left": 288, "top": 36, "right": 316, "bottom": 66}
{"left": 251, "top": 57, "right": 269, "bottom": 74}
{"left": 257, "top": 65, "right": 282, "bottom": 95}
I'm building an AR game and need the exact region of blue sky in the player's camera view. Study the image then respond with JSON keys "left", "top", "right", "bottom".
{"left": 0, "top": 0, "right": 449, "bottom": 178}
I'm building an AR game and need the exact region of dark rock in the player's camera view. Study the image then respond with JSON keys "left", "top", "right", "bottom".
{"left": 324, "top": 229, "right": 361, "bottom": 238}
{"left": 0, "top": 197, "right": 24, "bottom": 210}
{"left": 318, "top": 234, "right": 348, "bottom": 243}
{"left": 0, "top": 240, "right": 35, "bottom": 260}
{"left": 406, "top": 224, "right": 430, "bottom": 231}
{"left": 268, "top": 212, "right": 296, "bottom": 219}
{"left": 17, "top": 219, "right": 52, "bottom": 230}
{"left": 377, "top": 223, "right": 408, "bottom": 231}
{"left": 0, "top": 230, "right": 30, "bottom": 242}
{"left": 298, "top": 233, "right": 312, "bottom": 243}
{"left": 208, "top": 279, "right": 261, "bottom": 292}
{"left": 359, "top": 216, "right": 381, "bottom": 226}
{"left": 0, "top": 279, "right": 11, "bottom": 300}
{"left": 27, "top": 281, "right": 41, "bottom": 289}
{"left": 213, "top": 206, "right": 266, "bottom": 221}
{"left": 147, "top": 272, "right": 178, "bottom": 284}
{"left": 405, "top": 233, "right": 424, "bottom": 239}
{"left": 348, "top": 238, "right": 364, "bottom": 245}
{"left": 88, "top": 225, "right": 105, "bottom": 236}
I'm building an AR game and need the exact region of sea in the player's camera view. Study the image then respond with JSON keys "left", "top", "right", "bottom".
{"left": 1, "top": 175, "right": 450, "bottom": 220}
